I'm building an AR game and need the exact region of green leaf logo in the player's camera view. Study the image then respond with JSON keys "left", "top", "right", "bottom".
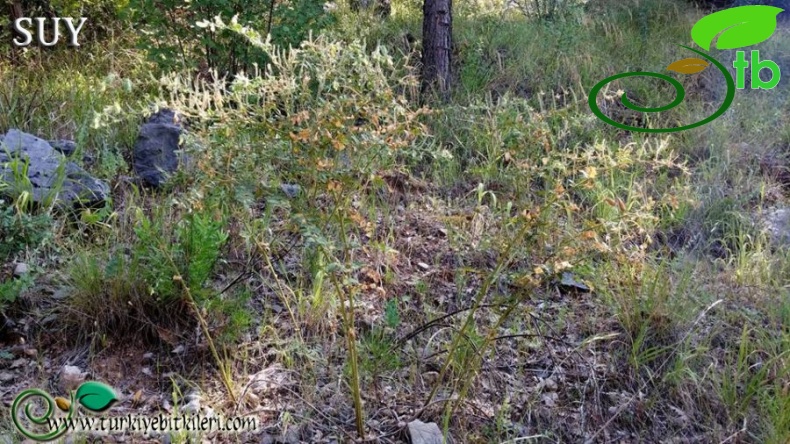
{"left": 691, "top": 5, "right": 783, "bottom": 50}
{"left": 75, "top": 382, "right": 118, "bottom": 412}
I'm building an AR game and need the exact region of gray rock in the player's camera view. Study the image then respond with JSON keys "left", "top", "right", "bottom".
{"left": 133, "top": 109, "right": 183, "bottom": 188}
{"left": 559, "top": 272, "right": 590, "bottom": 293}
{"left": 0, "top": 130, "right": 110, "bottom": 207}
{"left": 146, "top": 108, "right": 181, "bottom": 126}
{"left": 761, "top": 207, "right": 790, "bottom": 247}
{"left": 182, "top": 398, "right": 201, "bottom": 414}
{"left": 13, "top": 262, "right": 28, "bottom": 277}
{"left": 259, "top": 426, "right": 301, "bottom": 444}
{"left": 407, "top": 419, "right": 444, "bottom": 444}
{"left": 280, "top": 184, "right": 301, "bottom": 198}
{"left": 184, "top": 391, "right": 202, "bottom": 403}
{"left": 60, "top": 365, "right": 85, "bottom": 392}
{"left": 49, "top": 140, "right": 77, "bottom": 157}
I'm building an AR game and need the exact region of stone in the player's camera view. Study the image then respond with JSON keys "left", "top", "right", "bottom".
{"left": 407, "top": 419, "right": 444, "bottom": 444}
{"left": 0, "top": 130, "right": 110, "bottom": 208}
{"left": 48, "top": 140, "right": 93, "bottom": 165}
{"left": 60, "top": 365, "right": 85, "bottom": 392}
{"left": 280, "top": 184, "right": 301, "bottom": 198}
{"left": 184, "top": 391, "right": 202, "bottom": 403}
{"left": 133, "top": 109, "right": 183, "bottom": 188}
{"left": 558, "top": 272, "right": 590, "bottom": 293}
{"left": 49, "top": 140, "right": 77, "bottom": 157}
{"left": 182, "top": 398, "right": 201, "bottom": 414}
{"left": 13, "top": 262, "right": 28, "bottom": 277}
{"left": 761, "top": 207, "right": 790, "bottom": 247}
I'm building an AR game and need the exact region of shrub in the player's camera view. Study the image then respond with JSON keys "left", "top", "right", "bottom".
{"left": 0, "top": 200, "right": 52, "bottom": 261}
{"left": 129, "top": 0, "right": 335, "bottom": 74}
{"left": 66, "top": 201, "right": 249, "bottom": 347}
{"left": 158, "top": 30, "right": 425, "bottom": 208}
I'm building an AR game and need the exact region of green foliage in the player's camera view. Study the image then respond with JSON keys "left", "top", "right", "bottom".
{"left": 271, "top": 0, "right": 336, "bottom": 49}
{"left": 165, "top": 32, "right": 423, "bottom": 195}
{"left": 133, "top": 207, "right": 228, "bottom": 304}
{"left": 358, "top": 328, "right": 401, "bottom": 377}
{"left": 699, "top": 197, "right": 754, "bottom": 257}
{"left": 0, "top": 200, "right": 52, "bottom": 260}
{"left": 53, "top": 0, "right": 130, "bottom": 32}
{"left": 50, "top": 0, "right": 128, "bottom": 15}
{"left": 66, "top": 247, "right": 149, "bottom": 329}
{"left": 0, "top": 67, "right": 143, "bottom": 182}
{"left": 384, "top": 298, "right": 399, "bottom": 329}
{"left": 128, "top": 0, "right": 263, "bottom": 73}
{"left": 0, "top": 273, "right": 34, "bottom": 310}
{"left": 508, "top": 0, "right": 587, "bottom": 20}
{"left": 128, "top": 0, "right": 334, "bottom": 74}
{"left": 67, "top": 201, "right": 249, "bottom": 347}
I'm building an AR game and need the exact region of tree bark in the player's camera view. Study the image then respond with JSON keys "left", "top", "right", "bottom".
{"left": 7, "top": 1, "right": 24, "bottom": 63}
{"left": 420, "top": 0, "right": 452, "bottom": 102}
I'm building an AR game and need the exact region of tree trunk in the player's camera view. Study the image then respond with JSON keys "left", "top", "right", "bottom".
{"left": 420, "top": 0, "right": 452, "bottom": 102}
{"left": 7, "top": 1, "right": 24, "bottom": 63}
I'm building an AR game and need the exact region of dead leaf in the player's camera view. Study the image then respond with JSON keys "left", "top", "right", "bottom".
{"left": 131, "top": 389, "right": 144, "bottom": 407}
{"left": 666, "top": 58, "right": 709, "bottom": 74}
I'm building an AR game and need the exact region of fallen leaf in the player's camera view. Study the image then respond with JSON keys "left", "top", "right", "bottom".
{"left": 131, "top": 389, "right": 144, "bottom": 407}
{"left": 667, "top": 58, "right": 709, "bottom": 74}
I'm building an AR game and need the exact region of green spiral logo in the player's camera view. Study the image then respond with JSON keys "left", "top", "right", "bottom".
{"left": 11, "top": 389, "right": 71, "bottom": 441}
{"left": 588, "top": 46, "right": 735, "bottom": 133}
{"left": 589, "top": 5, "right": 784, "bottom": 133}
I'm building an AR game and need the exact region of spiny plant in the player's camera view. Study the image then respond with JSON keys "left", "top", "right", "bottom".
{"left": 147, "top": 26, "right": 428, "bottom": 435}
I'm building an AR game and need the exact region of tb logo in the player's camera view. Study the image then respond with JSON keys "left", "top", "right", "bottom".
{"left": 733, "top": 50, "right": 781, "bottom": 90}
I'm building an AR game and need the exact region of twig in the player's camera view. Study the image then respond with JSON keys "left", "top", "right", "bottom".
{"left": 392, "top": 303, "right": 505, "bottom": 350}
